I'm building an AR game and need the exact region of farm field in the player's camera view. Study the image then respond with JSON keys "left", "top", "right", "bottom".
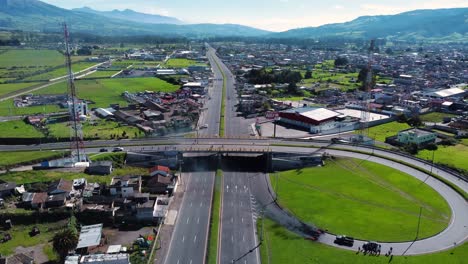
{"left": 0, "top": 82, "right": 41, "bottom": 97}
{"left": 82, "top": 70, "right": 120, "bottom": 79}
{"left": 0, "top": 99, "right": 64, "bottom": 116}
{"left": 0, "top": 120, "right": 44, "bottom": 138}
{"left": 164, "top": 58, "right": 205, "bottom": 68}
{"left": 35, "top": 77, "right": 179, "bottom": 108}
{"left": 259, "top": 218, "right": 467, "bottom": 264}
{"left": 0, "top": 150, "right": 67, "bottom": 169}
{"left": 0, "top": 49, "right": 64, "bottom": 67}
{"left": 24, "top": 61, "right": 97, "bottom": 81}
{"left": 47, "top": 119, "right": 142, "bottom": 140}
{"left": 0, "top": 166, "right": 147, "bottom": 185}
{"left": 272, "top": 157, "right": 450, "bottom": 241}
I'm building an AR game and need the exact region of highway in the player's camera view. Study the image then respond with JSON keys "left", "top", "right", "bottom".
{"left": 164, "top": 172, "right": 215, "bottom": 264}
{"left": 208, "top": 46, "right": 261, "bottom": 264}
{"left": 220, "top": 172, "right": 260, "bottom": 264}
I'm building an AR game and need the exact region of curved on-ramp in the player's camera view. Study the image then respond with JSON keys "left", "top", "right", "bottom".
{"left": 252, "top": 146, "right": 468, "bottom": 256}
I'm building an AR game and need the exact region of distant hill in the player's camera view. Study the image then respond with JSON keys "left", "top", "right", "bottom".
{"left": 0, "top": 0, "right": 270, "bottom": 37}
{"left": 73, "top": 7, "right": 184, "bottom": 25}
{"left": 271, "top": 8, "right": 468, "bottom": 41}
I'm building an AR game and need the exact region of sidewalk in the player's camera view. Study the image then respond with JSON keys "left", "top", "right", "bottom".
{"left": 154, "top": 177, "right": 186, "bottom": 264}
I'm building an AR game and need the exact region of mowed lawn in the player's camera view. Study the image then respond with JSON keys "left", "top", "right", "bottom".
{"left": 259, "top": 218, "right": 467, "bottom": 264}
{"left": 0, "top": 120, "right": 44, "bottom": 138}
{"left": 0, "top": 150, "right": 66, "bottom": 169}
{"left": 36, "top": 77, "right": 179, "bottom": 108}
{"left": 417, "top": 144, "right": 468, "bottom": 172}
{"left": 272, "top": 158, "right": 450, "bottom": 241}
{"left": 364, "top": 121, "right": 411, "bottom": 142}
{"left": 47, "top": 120, "right": 142, "bottom": 140}
{"left": 0, "top": 82, "right": 41, "bottom": 97}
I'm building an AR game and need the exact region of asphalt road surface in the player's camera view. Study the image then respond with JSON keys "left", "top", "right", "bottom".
{"left": 164, "top": 171, "right": 215, "bottom": 264}
{"left": 220, "top": 172, "right": 260, "bottom": 264}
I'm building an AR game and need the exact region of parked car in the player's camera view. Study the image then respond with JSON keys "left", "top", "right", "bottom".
{"left": 334, "top": 235, "right": 354, "bottom": 247}
{"left": 112, "top": 147, "right": 124, "bottom": 152}
{"left": 200, "top": 124, "right": 209, "bottom": 129}
{"left": 99, "top": 148, "right": 108, "bottom": 152}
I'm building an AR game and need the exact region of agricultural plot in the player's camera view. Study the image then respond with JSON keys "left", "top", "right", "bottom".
{"left": 47, "top": 120, "right": 142, "bottom": 140}
{"left": 35, "top": 77, "right": 179, "bottom": 109}
{"left": 420, "top": 112, "right": 457, "bottom": 123}
{"left": 0, "top": 82, "right": 40, "bottom": 97}
{"left": 24, "top": 61, "right": 97, "bottom": 81}
{"left": 0, "top": 49, "right": 64, "bottom": 68}
{"left": 0, "top": 120, "right": 44, "bottom": 138}
{"left": 272, "top": 157, "right": 450, "bottom": 241}
{"left": 164, "top": 58, "right": 205, "bottom": 68}
{"left": 0, "top": 150, "right": 67, "bottom": 169}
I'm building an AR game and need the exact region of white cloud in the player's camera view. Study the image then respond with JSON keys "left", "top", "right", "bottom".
{"left": 334, "top": 5, "right": 344, "bottom": 9}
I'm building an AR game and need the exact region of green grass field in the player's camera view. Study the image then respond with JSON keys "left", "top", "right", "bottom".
{"left": 0, "top": 49, "right": 64, "bottom": 67}
{"left": 272, "top": 158, "right": 450, "bottom": 241}
{"left": 165, "top": 58, "right": 204, "bottom": 68}
{"left": 0, "top": 166, "right": 147, "bottom": 185}
{"left": 0, "top": 99, "right": 63, "bottom": 116}
{"left": 417, "top": 144, "right": 468, "bottom": 172}
{"left": 35, "top": 77, "right": 179, "bottom": 109}
{"left": 24, "top": 61, "right": 97, "bottom": 81}
{"left": 83, "top": 70, "right": 120, "bottom": 79}
{"left": 259, "top": 217, "right": 467, "bottom": 264}
{"left": 0, "top": 82, "right": 41, "bottom": 97}
{"left": 0, "top": 120, "right": 44, "bottom": 138}
{"left": 420, "top": 112, "right": 457, "bottom": 123}
{"left": 0, "top": 150, "right": 67, "bottom": 169}
{"left": 364, "top": 121, "right": 411, "bottom": 142}
{"left": 47, "top": 119, "right": 142, "bottom": 140}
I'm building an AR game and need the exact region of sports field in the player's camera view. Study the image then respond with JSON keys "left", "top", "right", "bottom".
{"left": 272, "top": 157, "right": 450, "bottom": 241}
{"left": 259, "top": 218, "right": 467, "bottom": 264}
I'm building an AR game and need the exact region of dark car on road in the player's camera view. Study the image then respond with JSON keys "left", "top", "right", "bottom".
{"left": 334, "top": 235, "right": 354, "bottom": 247}
{"left": 99, "top": 148, "right": 108, "bottom": 152}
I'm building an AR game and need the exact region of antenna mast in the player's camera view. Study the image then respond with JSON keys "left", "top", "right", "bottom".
{"left": 64, "top": 23, "right": 86, "bottom": 163}
{"left": 358, "top": 39, "right": 375, "bottom": 141}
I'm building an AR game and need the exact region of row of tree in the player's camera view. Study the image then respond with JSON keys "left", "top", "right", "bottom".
{"left": 245, "top": 69, "right": 302, "bottom": 85}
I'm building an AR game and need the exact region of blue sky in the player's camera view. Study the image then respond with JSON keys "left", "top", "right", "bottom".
{"left": 42, "top": 0, "right": 467, "bottom": 31}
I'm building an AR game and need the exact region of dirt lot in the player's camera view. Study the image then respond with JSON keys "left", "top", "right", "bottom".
{"left": 89, "top": 226, "right": 155, "bottom": 253}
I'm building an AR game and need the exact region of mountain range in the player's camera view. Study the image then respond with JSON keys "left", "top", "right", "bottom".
{"left": 0, "top": 0, "right": 270, "bottom": 37}
{"left": 73, "top": 7, "right": 184, "bottom": 25}
{"left": 0, "top": 0, "right": 467, "bottom": 41}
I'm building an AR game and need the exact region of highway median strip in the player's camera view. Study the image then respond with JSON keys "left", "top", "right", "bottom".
{"left": 206, "top": 169, "right": 223, "bottom": 264}
{"left": 212, "top": 55, "right": 226, "bottom": 137}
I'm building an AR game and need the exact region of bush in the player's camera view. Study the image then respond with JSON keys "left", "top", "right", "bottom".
{"left": 425, "top": 143, "right": 438, "bottom": 151}
{"left": 439, "top": 138, "right": 457, "bottom": 146}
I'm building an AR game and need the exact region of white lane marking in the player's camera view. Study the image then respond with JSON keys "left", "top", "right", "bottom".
{"left": 231, "top": 217, "right": 233, "bottom": 223}
{"left": 241, "top": 218, "right": 244, "bottom": 223}
{"left": 240, "top": 201, "right": 243, "bottom": 207}
{"left": 190, "top": 260, "right": 193, "bottom": 264}
{"left": 182, "top": 235, "right": 185, "bottom": 242}
{"left": 177, "top": 259, "right": 179, "bottom": 264}
{"left": 186, "top": 217, "right": 190, "bottom": 224}
{"left": 194, "top": 235, "right": 197, "bottom": 243}
{"left": 231, "top": 235, "right": 234, "bottom": 243}
{"left": 243, "top": 234, "right": 245, "bottom": 242}
{"left": 190, "top": 202, "right": 193, "bottom": 207}
{"left": 202, "top": 189, "right": 205, "bottom": 194}
{"left": 197, "top": 217, "right": 200, "bottom": 224}
{"left": 200, "top": 201, "right": 203, "bottom": 207}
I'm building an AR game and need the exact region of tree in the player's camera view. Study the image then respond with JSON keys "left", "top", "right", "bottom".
{"left": 334, "top": 57, "right": 348, "bottom": 67}
{"left": 407, "top": 116, "right": 422, "bottom": 127}
{"left": 403, "top": 143, "right": 419, "bottom": 155}
{"left": 426, "top": 143, "right": 438, "bottom": 151}
{"left": 357, "top": 67, "right": 376, "bottom": 91}
{"left": 287, "top": 82, "right": 298, "bottom": 94}
{"left": 76, "top": 47, "right": 92, "bottom": 56}
{"left": 385, "top": 48, "right": 394, "bottom": 55}
{"left": 53, "top": 228, "right": 78, "bottom": 262}
{"left": 304, "top": 70, "right": 312, "bottom": 79}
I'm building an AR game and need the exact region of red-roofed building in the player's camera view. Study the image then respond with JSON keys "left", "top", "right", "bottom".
{"left": 149, "top": 165, "right": 170, "bottom": 177}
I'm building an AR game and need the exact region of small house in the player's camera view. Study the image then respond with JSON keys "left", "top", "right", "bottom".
{"left": 47, "top": 179, "right": 73, "bottom": 196}
{"left": 0, "top": 182, "right": 16, "bottom": 198}
{"left": 87, "top": 161, "right": 113, "bottom": 175}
